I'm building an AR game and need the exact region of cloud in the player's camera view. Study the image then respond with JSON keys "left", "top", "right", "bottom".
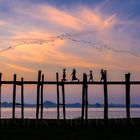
{"left": 0, "top": 1, "right": 139, "bottom": 80}
{"left": 5, "top": 63, "right": 34, "bottom": 73}
{"left": 38, "top": 5, "right": 83, "bottom": 31}
{"left": 12, "top": 4, "right": 116, "bottom": 32}
{"left": 0, "top": 20, "right": 8, "bottom": 27}
{"left": 80, "top": 8, "right": 117, "bottom": 30}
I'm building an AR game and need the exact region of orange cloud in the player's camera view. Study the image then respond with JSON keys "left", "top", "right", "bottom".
{"left": 0, "top": 30, "right": 139, "bottom": 74}
{"left": 38, "top": 5, "right": 83, "bottom": 31}
{"left": 80, "top": 9, "right": 116, "bottom": 30}
{"left": 5, "top": 63, "right": 34, "bottom": 73}
{"left": 104, "top": 15, "right": 116, "bottom": 29}
{"left": 37, "top": 6, "right": 116, "bottom": 31}
{"left": 0, "top": 29, "right": 66, "bottom": 66}
{"left": 13, "top": 5, "right": 116, "bottom": 32}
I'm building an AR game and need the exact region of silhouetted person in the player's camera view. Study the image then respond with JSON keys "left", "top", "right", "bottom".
{"left": 88, "top": 70, "right": 93, "bottom": 82}
{"left": 62, "top": 69, "right": 67, "bottom": 82}
{"left": 100, "top": 69, "right": 105, "bottom": 81}
{"left": 71, "top": 69, "right": 79, "bottom": 82}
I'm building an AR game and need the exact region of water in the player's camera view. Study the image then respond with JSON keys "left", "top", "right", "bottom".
{"left": 1, "top": 108, "right": 140, "bottom": 119}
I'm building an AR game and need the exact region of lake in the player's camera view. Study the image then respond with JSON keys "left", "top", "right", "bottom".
{"left": 1, "top": 108, "right": 140, "bottom": 119}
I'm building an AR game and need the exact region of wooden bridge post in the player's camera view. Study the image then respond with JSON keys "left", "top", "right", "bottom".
{"left": 0, "top": 73, "right": 2, "bottom": 119}
{"left": 56, "top": 73, "right": 66, "bottom": 121}
{"left": 85, "top": 74, "right": 88, "bottom": 120}
{"left": 81, "top": 73, "right": 88, "bottom": 121}
{"left": 81, "top": 73, "right": 85, "bottom": 120}
{"left": 36, "top": 70, "right": 42, "bottom": 120}
{"left": 103, "top": 70, "right": 108, "bottom": 120}
{"left": 21, "top": 77, "right": 24, "bottom": 122}
{"left": 62, "top": 83, "right": 66, "bottom": 121}
{"left": 12, "top": 74, "right": 17, "bottom": 120}
{"left": 125, "top": 73, "right": 131, "bottom": 119}
{"left": 40, "top": 74, "right": 44, "bottom": 120}
{"left": 56, "top": 73, "right": 60, "bottom": 120}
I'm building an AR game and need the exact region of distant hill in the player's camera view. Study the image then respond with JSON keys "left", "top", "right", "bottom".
{"left": 1, "top": 101, "right": 140, "bottom": 108}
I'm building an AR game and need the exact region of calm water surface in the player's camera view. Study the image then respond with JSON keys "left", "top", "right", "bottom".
{"left": 1, "top": 108, "right": 140, "bottom": 119}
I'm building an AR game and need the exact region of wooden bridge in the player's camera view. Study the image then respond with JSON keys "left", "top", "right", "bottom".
{"left": 0, "top": 70, "right": 139, "bottom": 124}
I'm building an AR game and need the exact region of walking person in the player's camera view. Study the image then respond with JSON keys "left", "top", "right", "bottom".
{"left": 100, "top": 69, "right": 105, "bottom": 81}
{"left": 62, "top": 69, "right": 67, "bottom": 82}
{"left": 88, "top": 70, "right": 94, "bottom": 82}
{"left": 71, "top": 68, "right": 79, "bottom": 82}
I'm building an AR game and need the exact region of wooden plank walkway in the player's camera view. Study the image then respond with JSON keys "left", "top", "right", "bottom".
{"left": 0, "top": 81, "right": 140, "bottom": 84}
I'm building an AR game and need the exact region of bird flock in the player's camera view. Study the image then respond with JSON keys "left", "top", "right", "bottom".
{"left": 0, "top": 30, "right": 140, "bottom": 58}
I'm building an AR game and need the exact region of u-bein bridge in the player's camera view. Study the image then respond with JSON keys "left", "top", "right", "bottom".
{"left": 0, "top": 70, "right": 139, "bottom": 127}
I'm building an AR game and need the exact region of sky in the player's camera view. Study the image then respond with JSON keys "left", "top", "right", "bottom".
{"left": 0, "top": 0, "right": 140, "bottom": 104}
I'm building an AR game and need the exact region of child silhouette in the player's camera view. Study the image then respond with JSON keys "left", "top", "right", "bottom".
{"left": 71, "top": 69, "right": 79, "bottom": 82}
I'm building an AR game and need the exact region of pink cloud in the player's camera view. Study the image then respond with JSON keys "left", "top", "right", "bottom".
{"left": 39, "top": 5, "right": 83, "bottom": 31}
{"left": 0, "top": 20, "right": 8, "bottom": 27}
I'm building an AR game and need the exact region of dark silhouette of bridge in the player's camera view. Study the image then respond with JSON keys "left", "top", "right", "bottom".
{"left": 0, "top": 70, "right": 139, "bottom": 127}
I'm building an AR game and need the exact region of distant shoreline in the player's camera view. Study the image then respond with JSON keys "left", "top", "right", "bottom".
{"left": 1, "top": 101, "right": 140, "bottom": 108}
